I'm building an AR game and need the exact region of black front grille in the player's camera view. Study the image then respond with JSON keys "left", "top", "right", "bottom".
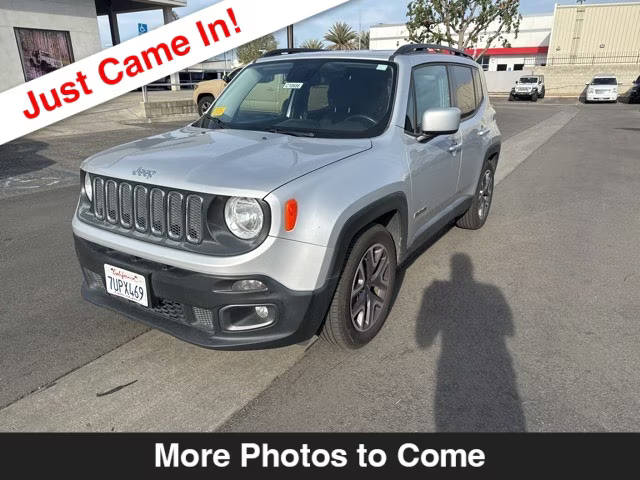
{"left": 90, "top": 177, "right": 204, "bottom": 245}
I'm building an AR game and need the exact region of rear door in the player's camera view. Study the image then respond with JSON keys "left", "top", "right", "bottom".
{"left": 403, "top": 64, "right": 461, "bottom": 237}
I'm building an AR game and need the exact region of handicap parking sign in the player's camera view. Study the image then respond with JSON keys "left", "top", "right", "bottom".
{"left": 138, "top": 23, "right": 148, "bottom": 35}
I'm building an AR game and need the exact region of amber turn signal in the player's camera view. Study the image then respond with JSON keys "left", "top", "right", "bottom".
{"left": 284, "top": 199, "right": 298, "bottom": 231}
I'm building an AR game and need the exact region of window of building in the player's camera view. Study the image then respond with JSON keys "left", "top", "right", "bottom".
{"left": 514, "top": 64, "right": 525, "bottom": 71}
{"left": 497, "top": 64, "right": 508, "bottom": 71}
{"left": 449, "top": 65, "right": 475, "bottom": 118}
{"left": 476, "top": 56, "right": 490, "bottom": 71}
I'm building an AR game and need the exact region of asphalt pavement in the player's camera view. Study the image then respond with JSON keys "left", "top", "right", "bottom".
{"left": 0, "top": 102, "right": 638, "bottom": 430}
{"left": 221, "top": 102, "right": 640, "bottom": 432}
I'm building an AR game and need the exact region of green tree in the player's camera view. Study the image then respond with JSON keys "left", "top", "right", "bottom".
{"left": 236, "top": 34, "right": 278, "bottom": 64}
{"left": 357, "top": 31, "right": 370, "bottom": 50}
{"left": 324, "top": 22, "right": 358, "bottom": 50}
{"left": 406, "top": 0, "right": 521, "bottom": 59}
{"left": 300, "top": 39, "right": 325, "bottom": 49}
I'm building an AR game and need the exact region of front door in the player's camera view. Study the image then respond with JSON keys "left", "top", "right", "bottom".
{"left": 404, "top": 64, "right": 461, "bottom": 239}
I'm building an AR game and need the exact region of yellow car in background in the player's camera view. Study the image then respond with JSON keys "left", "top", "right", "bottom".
{"left": 193, "top": 67, "right": 243, "bottom": 115}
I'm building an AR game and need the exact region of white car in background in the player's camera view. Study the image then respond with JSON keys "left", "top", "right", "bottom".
{"left": 585, "top": 75, "right": 619, "bottom": 103}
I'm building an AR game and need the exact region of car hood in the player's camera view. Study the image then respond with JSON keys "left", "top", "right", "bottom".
{"left": 82, "top": 126, "right": 372, "bottom": 198}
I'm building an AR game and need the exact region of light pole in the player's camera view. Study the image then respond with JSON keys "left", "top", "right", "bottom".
{"left": 287, "top": 25, "right": 294, "bottom": 48}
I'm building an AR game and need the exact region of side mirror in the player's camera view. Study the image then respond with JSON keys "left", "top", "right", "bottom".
{"left": 515, "top": 80, "right": 519, "bottom": 84}
{"left": 418, "top": 108, "right": 461, "bottom": 141}
{"left": 585, "top": 82, "right": 590, "bottom": 86}
{"left": 222, "top": 74, "right": 230, "bottom": 83}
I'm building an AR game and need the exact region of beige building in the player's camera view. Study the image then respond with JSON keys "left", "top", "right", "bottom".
{"left": 548, "top": 2, "right": 640, "bottom": 62}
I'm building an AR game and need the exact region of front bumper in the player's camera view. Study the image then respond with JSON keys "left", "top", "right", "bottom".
{"left": 75, "top": 236, "right": 334, "bottom": 350}
{"left": 512, "top": 90, "right": 535, "bottom": 97}
{"left": 586, "top": 92, "right": 618, "bottom": 102}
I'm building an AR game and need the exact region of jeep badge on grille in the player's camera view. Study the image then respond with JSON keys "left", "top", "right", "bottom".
{"left": 132, "top": 167, "right": 156, "bottom": 179}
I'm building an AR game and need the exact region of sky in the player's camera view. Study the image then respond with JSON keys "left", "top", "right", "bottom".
{"left": 97, "top": 0, "right": 640, "bottom": 49}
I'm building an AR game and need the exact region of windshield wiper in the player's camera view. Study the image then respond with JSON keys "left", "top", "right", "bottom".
{"left": 266, "top": 127, "right": 315, "bottom": 138}
{"left": 205, "top": 116, "right": 226, "bottom": 129}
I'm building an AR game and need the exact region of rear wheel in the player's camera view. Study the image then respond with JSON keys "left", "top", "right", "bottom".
{"left": 457, "top": 160, "right": 495, "bottom": 230}
{"left": 321, "top": 224, "right": 397, "bottom": 349}
{"left": 197, "top": 95, "right": 214, "bottom": 116}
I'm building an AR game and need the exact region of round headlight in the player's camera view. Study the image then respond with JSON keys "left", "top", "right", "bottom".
{"left": 224, "top": 197, "right": 264, "bottom": 240}
{"left": 84, "top": 173, "right": 93, "bottom": 201}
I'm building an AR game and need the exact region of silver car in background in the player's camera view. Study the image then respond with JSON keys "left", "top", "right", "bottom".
{"left": 72, "top": 45, "right": 501, "bottom": 350}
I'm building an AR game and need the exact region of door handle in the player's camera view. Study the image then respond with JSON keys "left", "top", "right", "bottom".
{"left": 448, "top": 142, "right": 462, "bottom": 153}
{"left": 478, "top": 127, "right": 490, "bottom": 137}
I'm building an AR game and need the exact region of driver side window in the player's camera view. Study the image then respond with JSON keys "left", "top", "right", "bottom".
{"left": 412, "top": 65, "right": 451, "bottom": 131}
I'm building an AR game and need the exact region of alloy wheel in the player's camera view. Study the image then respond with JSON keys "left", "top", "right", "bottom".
{"left": 478, "top": 169, "right": 494, "bottom": 220}
{"left": 350, "top": 243, "right": 391, "bottom": 332}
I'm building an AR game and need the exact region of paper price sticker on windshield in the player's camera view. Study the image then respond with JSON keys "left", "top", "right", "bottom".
{"left": 283, "top": 82, "right": 304, "bottom": 89}
{"left": 211, "top": 106, "right": 226, "bottom": 116}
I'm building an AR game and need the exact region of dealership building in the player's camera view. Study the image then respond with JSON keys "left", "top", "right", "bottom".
{"left": 371, "top": 1, "right": 640, "bottom": 74}
{"left": 370, "top": 14, "right": 553, "bottom": 72}
{"left": 0, "top": 0, "right": 186, "bottom": 92}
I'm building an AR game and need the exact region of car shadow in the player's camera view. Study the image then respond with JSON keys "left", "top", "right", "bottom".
{"left": 415, "top": 253, "right": 526, "bottom": 432}
{"left": 0, "top": 138, "right": 55, "bottom": 180}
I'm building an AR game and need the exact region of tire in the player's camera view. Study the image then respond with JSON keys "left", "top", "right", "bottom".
{"left": 540, "top": 86, "right": 546, "bottom": 99}
{"left": 531, "top": 91, "right": 538, "bottom": 102}
{"left": 456, "top": 160, "right": 495, "bottom": 230}
{"left": 321, "top": 224, "right": 397, "bottom": 349}
{"left": 508, "top": 93, "right": 515, "bottom": 102}
{"left": 197, "top": 95, "right": 214, "bottom": 116}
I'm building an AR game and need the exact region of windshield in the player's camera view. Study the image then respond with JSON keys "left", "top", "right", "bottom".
{"left": 195, "top": 59, "right": 397, "bottom": 139}
{"left": 519, "top": 77, "right": 538, "bottom": 84}
{"left": 591, "top": 78, "right": 617, "bottom": 85}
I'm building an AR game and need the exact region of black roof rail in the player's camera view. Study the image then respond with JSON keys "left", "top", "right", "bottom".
{"left": 261, "top": 48, "right": 323, "bottom": 58}
{"left": 390, "top": 44, "right": 473, "bottom": 61}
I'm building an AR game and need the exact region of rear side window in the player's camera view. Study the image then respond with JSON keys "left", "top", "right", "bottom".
{"left": 472, "top": 68, "right": 484, "bottom": 109}
{"left": 450, "top": 65, "right": 475, "bottom": 118}
{"left": 412, "top": 64, "right": 450, "bottom": 131}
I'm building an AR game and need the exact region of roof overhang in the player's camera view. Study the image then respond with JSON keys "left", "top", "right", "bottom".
{"left": 95, "top": 0, "right": 186, "bottom": 15}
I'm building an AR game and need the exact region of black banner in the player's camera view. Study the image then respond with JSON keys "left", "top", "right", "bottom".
{"left": 0, "top": 433, "right": 636, "bottom": 477}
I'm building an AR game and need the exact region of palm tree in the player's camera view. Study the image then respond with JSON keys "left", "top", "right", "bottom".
{"left": 324, "top": 22, "right": 358, "bottom": 50}
{"left": 300, "top": 39, "right": 325, "bottom": 50}
{"left": 357, "top": 31, "right": 370, "bottom": 50}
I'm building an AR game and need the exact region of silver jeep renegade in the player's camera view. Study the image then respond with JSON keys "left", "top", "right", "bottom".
{"left": 73, "top": 45, "right": 501, "bottom": 350}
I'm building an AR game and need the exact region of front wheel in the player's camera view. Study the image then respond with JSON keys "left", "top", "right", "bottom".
{"left": 321, "top": 224, "right": 397, "bottom": 349}
{"left": 457, "top": 161, "right": 495, "bottom": 230}
{"left": 531, "top": 91, "right": 538, "bottom": 102}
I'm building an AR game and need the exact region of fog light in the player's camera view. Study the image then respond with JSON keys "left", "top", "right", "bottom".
{"left": 220, "top": 304, "right": 276, "bottom": 332}
{"left": 231, "top": 279, "right": 267, "bottom": 292}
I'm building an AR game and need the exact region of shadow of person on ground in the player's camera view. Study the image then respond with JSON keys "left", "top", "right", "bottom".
{"left": 416, "top": 253, "right": 526, "bottom": 432}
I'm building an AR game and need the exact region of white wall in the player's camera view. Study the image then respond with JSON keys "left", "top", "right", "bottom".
{"left": 484, "top": 69, "right": 535, "bottom": 93}
{"left": 0, "top": 0, "right": 101, "bottom": 91}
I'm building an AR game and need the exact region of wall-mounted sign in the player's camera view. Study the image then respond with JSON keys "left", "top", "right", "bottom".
{"left": 14, "top": 28, "right": 75, "bottom": 82}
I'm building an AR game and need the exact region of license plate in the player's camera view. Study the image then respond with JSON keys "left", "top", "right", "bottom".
{"left": 104, "top": 264, "right": 149, "bottom": 307}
